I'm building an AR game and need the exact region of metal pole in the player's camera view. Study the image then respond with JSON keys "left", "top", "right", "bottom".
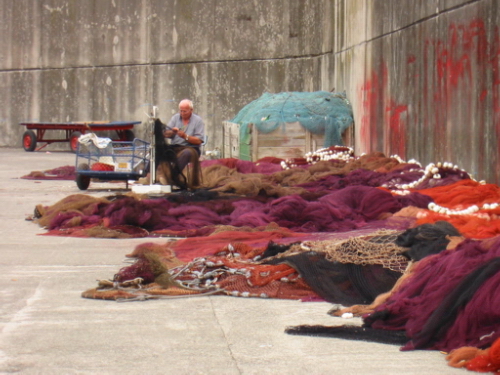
{"left": 149, "top": 106, "right": 158, "bottom": 185}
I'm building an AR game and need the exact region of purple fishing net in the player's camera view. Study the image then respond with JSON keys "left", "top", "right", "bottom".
{"left": 44, "top": 183, "right": 427, "bottom": 235}
{"left": 365, "top": 237, "right": 500, "bottom": 352}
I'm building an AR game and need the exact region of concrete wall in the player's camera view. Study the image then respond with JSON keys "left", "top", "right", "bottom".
{"left": 0, "top": 0, "right": 332, "bottom": 154}
{"left": 1, "top": 0, "right": 499, "bottom": 184}
{"left": 336, "top": 0, "right": 500, "bottom": 184}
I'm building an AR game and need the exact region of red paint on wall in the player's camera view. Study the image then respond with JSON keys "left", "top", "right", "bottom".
{"left": 359, "top": 69, "right": 381, "bottom": 151}
{"left": 359, "top": 65, "right": 407, "bottom": 156}
{"left": 492, "top": 26, "right": 500, "bottom": 182}
{"left": 354, "top": 17, "right": 500, "bottom": 185}
{"left": 358, "top": 17, "right": 498, "bottom": 172}
{"left": 386, "top": 100, "right": 408, "bottom": 157}
{"left": 433, "top": 19, "right": 491, "bottom": 168}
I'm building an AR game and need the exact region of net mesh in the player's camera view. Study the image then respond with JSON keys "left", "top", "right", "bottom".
{"left": 299, "top": 231, "right": 409, "bottom": 273}
{"left": 229, "top": 91, "right": 354, "bottom": 148}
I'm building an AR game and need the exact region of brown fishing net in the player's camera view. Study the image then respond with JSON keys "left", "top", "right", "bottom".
{"left": 200, "top": 164, "right": 240, "bottom": 188}
{"left": 212, "top": 174, "right": 268, "bottom": 196}
{"left": 270, "top": 168, "right": 315, "bottom": 186}
{"left": 124, "top": 241, "right": 186, "bottom": 268}
{"left": 301, "top": 230, "right": 409, "bottom": 273}
{"left": 82, "top": 280, "right": 213, "bottom": 301}
{"left": 261, "top": 230, "right": 408, "bottom": 272}
{"left": 53, "top": 225, "right": 150, "bottom": 239}
{"left": 34, "top": 194, "right": 110, "bottom": 228}
{"left": 204, "top": 166, "right": 307, "bottom": 197}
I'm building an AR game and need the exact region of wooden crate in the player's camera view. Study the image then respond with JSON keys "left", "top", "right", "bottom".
{"left": 223, "top": 121, "right": 241, "bottom": 159}
{"left": 223, "top": 121, "right": 354, "bottom": 161}
{"left": 252, "top": 121, "right": 309, "bottom": 160}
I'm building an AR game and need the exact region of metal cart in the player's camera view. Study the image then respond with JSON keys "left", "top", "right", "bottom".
{"left": 20, "top": 121, "right": 141, "bottom": 152}
{"left": 75, "top": 138, "right": 150, "bottom": 190}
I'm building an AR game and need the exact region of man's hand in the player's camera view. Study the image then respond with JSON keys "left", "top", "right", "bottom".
{"left": 163, "top": 129, "right": 175, "bottom": 138}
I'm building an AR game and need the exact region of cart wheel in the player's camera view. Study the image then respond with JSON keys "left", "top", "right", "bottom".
{"left": 76, "top": 163, "right": 91, "bottom": 190}
{"left": 124, "top": 129, "right": 135, "bottom": 142}
{"left": 69, "top": 131, "right": 82, "bottom": 153}
{"left": 22, "top": 130, "right": 37, "bottom": 152}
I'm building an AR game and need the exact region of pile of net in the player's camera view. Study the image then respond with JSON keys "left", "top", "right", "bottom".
{"left": 27, "top": 147, "right": 500, "bottom": 373}
{"left": 229, "top": 91, "right": 354, "bottom": 157}
{"left": 446, "top": 336, "right": 500, "bottom": 372}
{"left": 30, "top": 149, "right": 500, "bottom": 240}
{"left": 82, "top": 227, "right": 410, "bottom": 304}
{"left": 31, "top": 185, "right": 424, "bottom": 239}
{"left": 21, "top": 165, "right": 76, "bottom": 180}
{"left": 286, "top": 235, "right": 500, "bottom": 354}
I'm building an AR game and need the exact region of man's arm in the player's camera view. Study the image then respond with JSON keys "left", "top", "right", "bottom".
{"left": 184, "top": 115, "right": 205, "bottom": 145}
{"left": 163, "top": 115, "right": 178, "bottom": 138}
{"left": 184, "top": 133, "right": 202, "bottom": 145}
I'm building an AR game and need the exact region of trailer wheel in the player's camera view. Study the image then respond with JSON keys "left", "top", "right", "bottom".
{"left": 22, "top": 130, "right": 37, "bottom": 152}
{"left": 69, "top": 131, "right": 82, "bottom": 153}
{"left": 124, "top": 129, "right": 135, "bottom": 142}
{"left": 76, "top": 163, "right": 91, "bottom": 190}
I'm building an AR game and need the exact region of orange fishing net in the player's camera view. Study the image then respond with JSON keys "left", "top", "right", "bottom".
{"left": 446, "top": 337, "right": 500, "bottom": 372}
{"left": 416, "top": 212, "right": 500, "bottom": 239}
{"left": 164, "top": 225, "right": 308, "bottom": 262}
{"left": 81, "top": 232, "right": 319, "bottom": 301}
{"left": 417, "top": 180, "right": 500, "bottom": 207}
{"left": 411, "top": 180, "right": 500, "bottom": 239}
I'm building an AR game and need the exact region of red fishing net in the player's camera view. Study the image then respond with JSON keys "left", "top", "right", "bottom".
{"left": 464, "top": 337, "right": 500, "bottom": 372}
{"left": 83, "top": 229, "right": 319, "bottom": 301}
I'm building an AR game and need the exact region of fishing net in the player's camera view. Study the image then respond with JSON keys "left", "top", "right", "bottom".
{"left": 229, "top": 91, "right": 354, "bottom": 149}
{"left": 83, "top": 226, "right": 414, "bottom": 303}
{"left": 82, "top": 222, "right": 424, "bottom": 304}
{"left": 260, "top": 231, "right": 408, "bottom": 305}
{"left": 416, "top": 179, "right": 500, "bottom": 207}
{"left": 417, "top": 212, "right": 500, "bottom": 239}
{"left": 363, "top": 237, "right": 500, "bottom": 352}
{"left": 414, "top": 179, "right": 500, "bottom": 238}
{"left": 284, "top": 229, "right": 500, "bottom": 354}
{"left": 405, "top": 256, "right": 500, "bottom": 351}
{"left": 20, "top": 165, "right": 76, "bottom": 180}
{"left": 34, "top": 182, "right": 423, "bottom": 238}
{"left": 464, "top": 337, "right": 500, "bottom": 372}
{"left": 82, "top": 229, "right": 318, "bottom": 301}
{"left": 303, "top": 230, "right": 409, "bottom": 272}
{"left": 34, "top": 194, "right": 110, "bottom": 229}
{"left": 34, "top": 145, "right": 500, "bottom": 240}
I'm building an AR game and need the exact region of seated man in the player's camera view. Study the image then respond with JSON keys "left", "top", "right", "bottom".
{"left": 159, "top": 99, "right": 205, "bottom": 188}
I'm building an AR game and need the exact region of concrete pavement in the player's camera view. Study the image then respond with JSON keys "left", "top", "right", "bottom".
{"left": 0, "top": 147, "right": 465, "bottom": 374}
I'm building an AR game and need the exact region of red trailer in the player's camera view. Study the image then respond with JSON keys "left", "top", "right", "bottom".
{"left": 20, "top": 121, "right": 142, "bottom": 152}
